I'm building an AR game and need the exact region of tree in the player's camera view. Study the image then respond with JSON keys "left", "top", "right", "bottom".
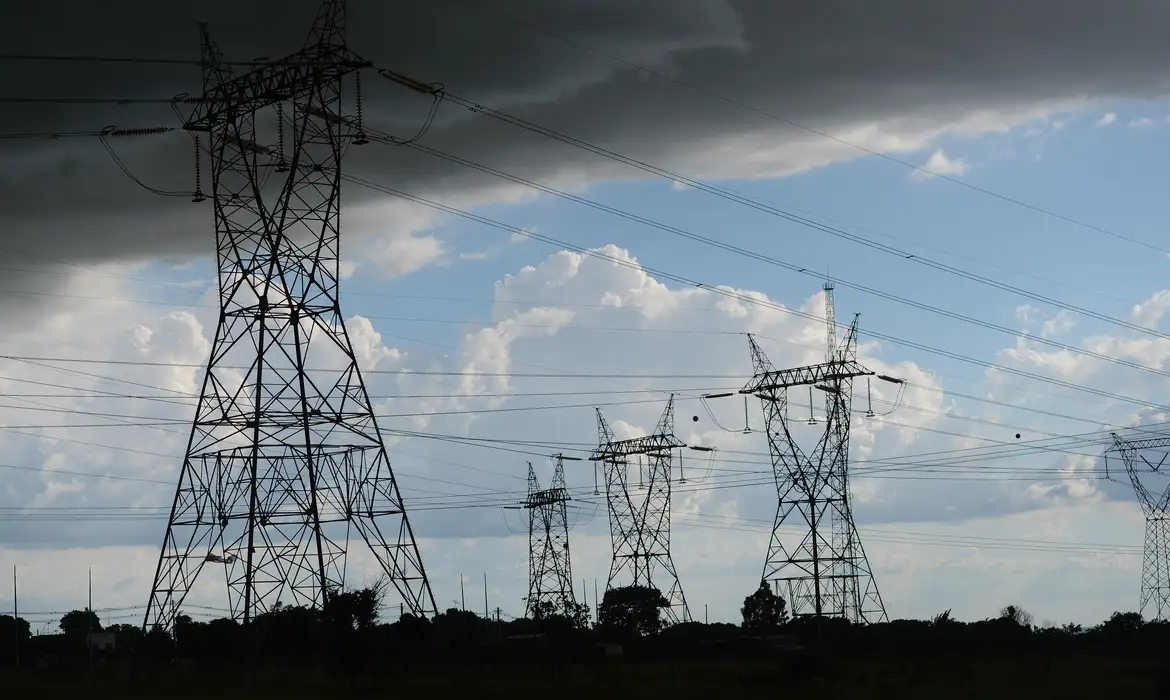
{"left": 1099, "top": 611, "right": 1144, "bottom": 636}
{"left": 741, "top": 581, "right": 788, "bottom": 632}
{"left": 530, "top": 600, "right": 590, "bottom": 630}
{"left": 597, "top": 585, "right": 669, "bottom": 638}
{"left": 930, "top": 609, "right": 956, "bottom": 626}
{"left": 566, "top": 601, "right": 591, "bottom": 629}
{"left": 0, "top": 615, "right": 31, "bottom": 662}
{"left": 324, "top": 583, "right": 385, "bottom": 632}
{"left": 999, "top": 605, "right": 1034, "bottom": 629}
{"left": 59, "top": 609, "right": 102, "bottom": 636}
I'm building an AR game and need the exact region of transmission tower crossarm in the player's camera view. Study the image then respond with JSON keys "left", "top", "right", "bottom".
{"left": 1111, "top": 434, "right": 1170, "bottom": 453}
{"left": 184, "top": 45, "right": 369, "bottom": 133}
{"left": 742, "top": 358, "right": 873, "bottom": 395}
{"left": 589, "top": 433, "right": 686, "bottom": 461}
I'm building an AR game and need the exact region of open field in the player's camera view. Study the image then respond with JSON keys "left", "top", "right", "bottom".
{"left": 3, "top": 651, "right": 1166, "bottom": 700}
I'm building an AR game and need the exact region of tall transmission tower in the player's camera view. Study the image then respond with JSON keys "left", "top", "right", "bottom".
{"left": 1107, "top": 433, "right": 1170, "bottom": 620}
{"left": 523, "top": 456, "right": 578, "bottom": 619}
{"left": 591, "top": 396, "right": 690, "bottom": 624}
{"left": 143, "top": 0, "right": 436, "bottom": 631}
{"left": 740, "top": 284, "right": 889, "bottom": 623}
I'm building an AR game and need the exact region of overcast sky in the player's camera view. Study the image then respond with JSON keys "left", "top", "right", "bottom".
{"left": 4, "top": 0, "right": 1170, "bottom": 629}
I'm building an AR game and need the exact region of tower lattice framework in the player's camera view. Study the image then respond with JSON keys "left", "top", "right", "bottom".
{"left": 143, "top": 0, "right": 436, "bottom": 631}
{"left": 591, "top": 396, "right": 690, "bottom": 624}
{"left": 523, "top": 456, "right": 578, "bottom": 619}
{"left": 1107, "top": 433, "right": 1170, "bottom": 620}
{"left": 740, "top": 284, "right": 887, "bottom": 623}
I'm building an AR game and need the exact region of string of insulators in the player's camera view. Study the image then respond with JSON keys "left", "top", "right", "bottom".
{"left": 379, "top": 68, "right": 441, "bottom": 94}
{"left": 192, "top": 134, "right": 205, "bottom": 203}
{"left": 275, "top": 102, "right": 289, "bottom": 172}
{"left": 353, "top": 70, "right": 368, "bottom": 145}
{"left": 103, "top": 126, "right": 173, "bottom": 137}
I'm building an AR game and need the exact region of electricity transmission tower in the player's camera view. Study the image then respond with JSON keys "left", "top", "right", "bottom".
{"left": 143, "top": 0, "right": 436, "bottom": 631}
{"left": 523, "top": 456, "right": 578, "bottom": 619}
{"left": 591, "top": 397, "right": 690, "bottom": 623}
{"left": 740, "top": 284, "right": 890, "bottom": 623}
{"left": 1107, "top": 433, "right": 1170, "bottom": 620}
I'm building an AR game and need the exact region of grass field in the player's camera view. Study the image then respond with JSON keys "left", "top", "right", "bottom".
{"left": 3, "top": 650, "right": 1166, "bottom": 699}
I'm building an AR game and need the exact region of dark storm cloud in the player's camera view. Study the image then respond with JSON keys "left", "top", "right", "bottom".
{"left": 3, "top": 0, "right": 1170, "bottom": 271}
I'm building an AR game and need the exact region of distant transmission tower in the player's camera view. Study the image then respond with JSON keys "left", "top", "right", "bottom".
{"left": 591, "top": 396, "right": 690, "bottom": 623}
{"left": 523, "top": 456, "right": 578, "bottom": 619}
{"left": 143, "top": 0, "right": 435, "bottom": 631}
{"left": 740, "top": 284, "right": 893, "bottom": 623}
{"left": 1107, "top": 433, "right": 1170, "bottom": 620}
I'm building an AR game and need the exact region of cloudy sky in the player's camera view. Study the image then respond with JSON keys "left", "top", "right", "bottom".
{"left": 4, "top": 0, "right": 1170, "bottom": 630}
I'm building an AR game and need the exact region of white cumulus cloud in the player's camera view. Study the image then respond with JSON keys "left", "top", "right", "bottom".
{"left": 912, "top": 149, "right": 970, "bottom": 179}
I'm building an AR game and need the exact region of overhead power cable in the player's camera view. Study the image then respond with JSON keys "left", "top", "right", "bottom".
{"left": 406, "top": 86, "right": 1170, "bottom": 345}
{"left": 452, "top": 0, "right": 1166, "bottom": 256}
{"left": 368, "top": 131, "right": 1170, "bottom": 383}
{"left": 341, "top": 173, "right": 1170, "bottom": 413}
{"left": 2, "top": 332, "right": 1162, "bottom": 462}
{"left": 3, "top": 48, "right": 1156, "bottom": 256}
{"left": 0, "top": 363, "right": 1133, "bottom": 470}
{"left": 0, "top": 53, "right": 265, "bottom": 67}
{"left": 8, "top": 79, "right": 1158, "bottom": 347}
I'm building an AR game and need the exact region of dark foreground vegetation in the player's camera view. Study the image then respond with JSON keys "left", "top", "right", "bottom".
{"left": 2, "top": 583, "right": 1169, "bottom": 698}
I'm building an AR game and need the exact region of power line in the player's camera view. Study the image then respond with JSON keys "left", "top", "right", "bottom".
{"left": 0, "top": 355, "right": 1157, "bottom": 472}
{"left": 369, "top": 132, "right": 1170, "bottom": 383}
{"left": 0, "top": 53, "right": 262, "bottom": 67}
{"left": 0, "top": 372, "right": 1127, "bottom": 478}
{"left": 341, "top": 173, "right": 1170, "bottom": 413}
{"left": 0, "top": 281, "right": 1125, "bottom": 416}
{"left": 0, "top": 96, "right": 177, "bottom": 105}
{"left": 446, "top": 0, "right": 1168, "bottom": 257}
{"left": 9, "top": 78, "right": 1158, "bottom": 351}
{"left": 410, "top": 87, "right": 1170, "bottom": 345}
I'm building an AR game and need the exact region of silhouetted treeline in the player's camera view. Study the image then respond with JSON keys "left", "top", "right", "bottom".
{"left": 3, "top": 585, "right": 1169, "bottom": 673}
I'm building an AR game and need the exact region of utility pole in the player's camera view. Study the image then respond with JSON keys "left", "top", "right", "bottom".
{"left": 483, "top": 572, "right": 489, "bottom": 619}
{"left": 592, "top": 397, "right": 690, "bottom": 623}
{"left": 740, "top": 285, "right": 896, "bottom": 623}
{"left": 142, "top": 0, "right": 436, "bottom": 633}
{"left": 88, "top": 567, "right": 93, "bottom": 668}
{"left": 705, "top": 604, "right": 708, "bottom": 625}
{"left": 460, "top": 574, "right": 466, "bottom": 611}
{"left": 523, "top": 458, "right": 578, "bottom": 619}
{"left": 12, "top": 565, "right": 18, "bottom": 669}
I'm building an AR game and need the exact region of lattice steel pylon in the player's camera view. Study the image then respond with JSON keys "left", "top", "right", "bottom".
{"left": 1107, "top": 433, "right": 1170, "bottom": 620}
{"left": 523, "top": 456, "right": 578, "bottom": 619}
{"left": 590, "top": 397, "right": 690, "bottom": 623}
{"left": 142, "top": 0, "right": 436, "bottom": 632}
{"left": 740, "top": 284, "right": 888, "bottom": 623}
